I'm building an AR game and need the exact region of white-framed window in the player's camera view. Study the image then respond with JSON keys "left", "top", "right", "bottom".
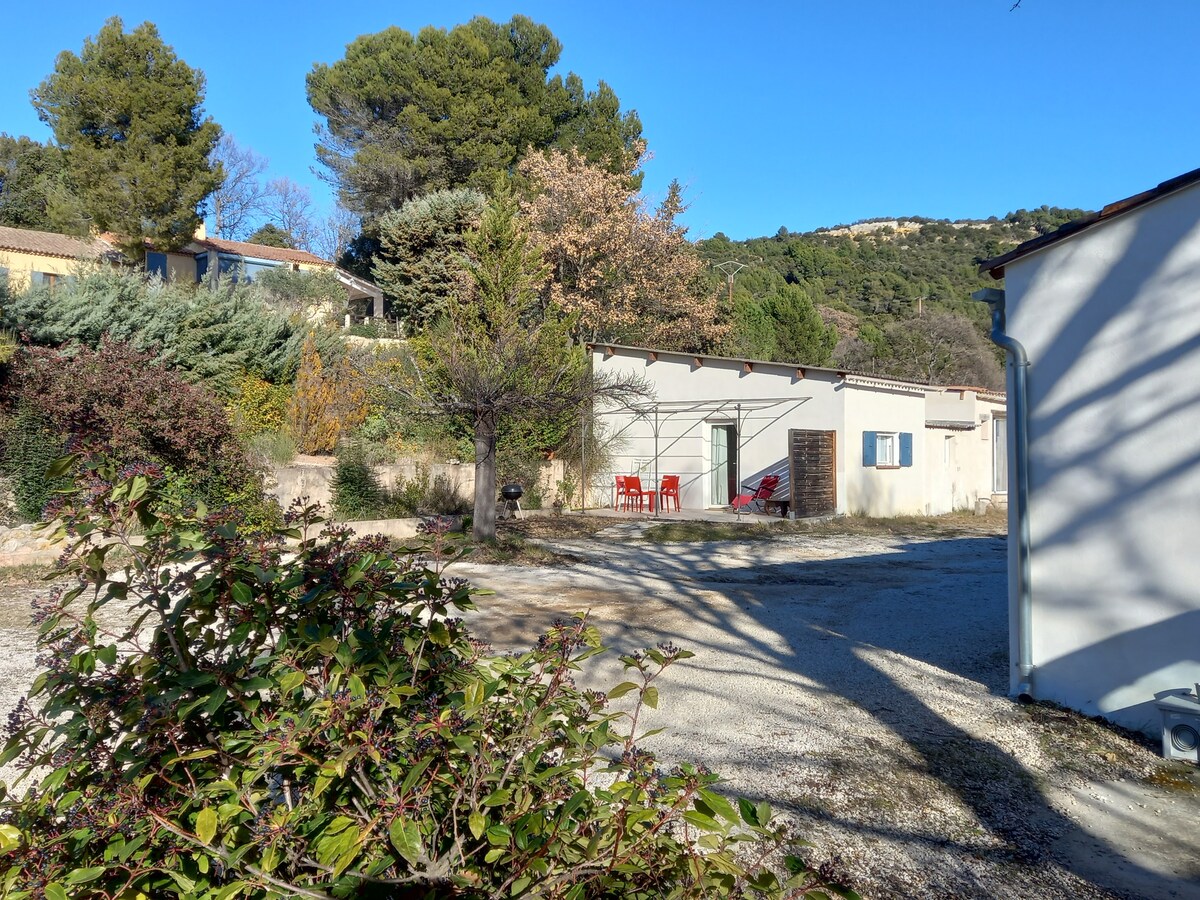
{"left": 876, "top": 432, "right": 898, "bottom": 467}
{"left": 862, "top": 430, "right": 913, "bottom": 468}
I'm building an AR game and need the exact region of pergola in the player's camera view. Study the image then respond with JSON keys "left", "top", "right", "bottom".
{"left": 585, "top": 396, "right": 812, "bottom": 517}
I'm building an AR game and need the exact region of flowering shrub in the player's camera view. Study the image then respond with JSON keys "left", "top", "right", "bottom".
{"left": 0, "top": 464, "right": 854, "bottom": 899}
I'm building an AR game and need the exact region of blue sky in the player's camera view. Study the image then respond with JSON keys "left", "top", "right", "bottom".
{"left": 1, "top": 1, "right": 1196, "bottom": 241}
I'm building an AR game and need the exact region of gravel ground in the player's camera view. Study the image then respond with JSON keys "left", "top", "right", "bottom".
{"left": 453, "top": 523, "right": 1200, "bottom": 900}
{"left": 2, "top": 523, "right": 1198, "bottom": 899}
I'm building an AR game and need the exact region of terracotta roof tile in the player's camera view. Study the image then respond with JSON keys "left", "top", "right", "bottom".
{"left": 0, "top": 225, "right": 114, "bottom": 261}
{"left": 191, "top": 237, "right": 331, "bottom": 266}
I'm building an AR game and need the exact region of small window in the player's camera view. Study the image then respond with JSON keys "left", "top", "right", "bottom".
{"left": 862, "top": 431, "right": 913, "bottom": 468}
{"left": 876, "top": 432, "right": 898, "bottom": 467}
{"left": 32, "top": 271, "right": 58, "bottom": 290}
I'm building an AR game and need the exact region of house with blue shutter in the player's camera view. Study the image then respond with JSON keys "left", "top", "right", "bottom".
{"left": 590, "top": 344, "right": 1005, "bottom": 518}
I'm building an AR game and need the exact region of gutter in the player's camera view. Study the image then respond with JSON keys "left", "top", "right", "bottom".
{"left": 973, "top": 288, "right": 1034, "bottom": 703}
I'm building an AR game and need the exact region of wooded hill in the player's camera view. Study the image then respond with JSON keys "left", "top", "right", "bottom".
{"left": 697, "top": 205, "right": 1088, "bottom": 388}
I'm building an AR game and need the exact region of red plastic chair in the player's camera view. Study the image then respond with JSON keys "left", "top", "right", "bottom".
{"left": 624, "top": 475, "right": 655, "bottom": 512}
{"left": 658, "top": 474, "right": 681, "bottom": 512}
{"left": 615, "top": 475, "right": 631, "bottom": 510}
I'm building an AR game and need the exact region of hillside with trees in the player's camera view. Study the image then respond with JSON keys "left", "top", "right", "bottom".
{"left": 699, "top": 207, "right": 1089, "bottom": 387}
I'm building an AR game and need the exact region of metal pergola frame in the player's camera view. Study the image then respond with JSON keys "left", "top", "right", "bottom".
{"left": 585, "top": 397, "right": 812, "bottom": 518}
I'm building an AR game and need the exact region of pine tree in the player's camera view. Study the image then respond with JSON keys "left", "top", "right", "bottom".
{"left": 32, "top": 17, "right": 221, "bottom": 256}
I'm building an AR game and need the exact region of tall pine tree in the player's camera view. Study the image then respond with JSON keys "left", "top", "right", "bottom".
{"left": 32, "top": 17, "right": 222, "bottom": 256}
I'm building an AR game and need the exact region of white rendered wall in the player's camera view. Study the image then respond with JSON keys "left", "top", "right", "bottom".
{"left": 1003, "top": 183, "right": 1200, "bottom": 733}
{"left": 591, "top": 350, "right": 845, "bottom": 511}
{"left": 922, "top": 393, "right": 1007, "bottom": 515}
{"left": 841, "top": 383, "right": 928, "bottom": 516}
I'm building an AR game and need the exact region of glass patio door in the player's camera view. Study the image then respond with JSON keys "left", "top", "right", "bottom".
{"left": 710, "top": 424, "right": 735, "bottom": 506}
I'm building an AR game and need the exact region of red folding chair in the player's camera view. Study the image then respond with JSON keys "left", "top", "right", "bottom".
{"left": 731, "top": 475, "right": 780, "bottom": 512}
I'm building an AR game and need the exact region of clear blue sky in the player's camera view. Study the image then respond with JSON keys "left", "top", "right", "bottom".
{"left": 1, "top": 1, "right": 1195, "bottom": 241}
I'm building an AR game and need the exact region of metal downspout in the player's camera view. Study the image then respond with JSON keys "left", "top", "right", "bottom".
{"left": 973, "top": 288, "right": 1034, "bottom": 703}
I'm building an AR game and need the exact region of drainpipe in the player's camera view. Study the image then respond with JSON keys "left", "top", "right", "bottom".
{"left": 973, "top": 288, "right": 1034, "bottom": 703}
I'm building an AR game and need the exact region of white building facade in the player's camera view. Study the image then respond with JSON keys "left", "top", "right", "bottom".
{"left": 591, "top": 345, "right": 1004, "bottom": 519}
{"left": 982, "top": 169, "right": 1200, "bottom": 734}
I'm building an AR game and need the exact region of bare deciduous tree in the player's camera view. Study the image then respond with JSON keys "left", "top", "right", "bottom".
{"left": 210, "top": 135, "right": 269, "bottom": 239}
{"left": 264, "top": 177, "right": 316, "bottom": 251}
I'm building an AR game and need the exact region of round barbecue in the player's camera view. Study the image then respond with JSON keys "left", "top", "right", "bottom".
{"left": 500, "top": 484, "right": 524, "bottom": 501}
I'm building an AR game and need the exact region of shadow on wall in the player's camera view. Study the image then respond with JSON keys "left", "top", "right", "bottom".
{"left": 1034, "top": 608, "right": 1200, "bottom": 733}
{"left": 1012, "top": 199, "right": 1200, "bottom": 730}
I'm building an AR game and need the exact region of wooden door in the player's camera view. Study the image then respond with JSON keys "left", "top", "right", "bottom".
{"left": 789, "top": 429, "right": 836, "bottom": 518}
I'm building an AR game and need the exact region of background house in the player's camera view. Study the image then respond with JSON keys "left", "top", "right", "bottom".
{"left": 147, "top": 226, "right": 384, "bottom": 320}
{"left": 981, "top": 167, "right": 1200, "bottom": 735}
{"left": 0, "top": 224, "right": 115, "bottom": 291}
{"left": 591, "top": 344, "right": 1004, "bottom": 518}
{"left": 0, "top": 222, "right": 384, "bottom": 321}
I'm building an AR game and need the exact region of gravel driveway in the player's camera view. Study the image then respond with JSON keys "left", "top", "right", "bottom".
{"left": 2, "top": 523, "right": 1198, "bottom": 899}
{"left": 456, "top": 523, "right": 1200, "bottom": 900}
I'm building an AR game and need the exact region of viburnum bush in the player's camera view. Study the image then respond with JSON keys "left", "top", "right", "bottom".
{"left": 0, "top": 460, "right": 855, "bottom": 900}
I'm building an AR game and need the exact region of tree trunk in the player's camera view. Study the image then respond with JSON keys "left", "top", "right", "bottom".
{"left": 473, "top": 415, "right": 497, "bottom": 542}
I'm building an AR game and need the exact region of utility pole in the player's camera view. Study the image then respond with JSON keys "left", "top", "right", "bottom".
{"left": 713, "top": 260, "right": 747, "bottom": 305}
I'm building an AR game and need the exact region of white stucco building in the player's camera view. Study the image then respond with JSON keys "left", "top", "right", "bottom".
{"left": 590, "top": 344, "right": 1005, "bottom": 519}
{"left": 981, "top": 167, "right": 1200, "bottom": 736}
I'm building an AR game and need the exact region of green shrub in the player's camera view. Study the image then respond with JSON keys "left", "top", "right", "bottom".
{"left": 0, "top": 269, "right": 330, "bottom": 394}
{"left": 330, "top": 444, "right": 385, "bottom": 520}
{"left": 0, "top": 467, "right": 853, "bottom": 899}
{"left": 426, "top": 471, "right": 471, "bottom": 515}
{"left": 228, "top": 373, "right": 291, "bottom": 438}
{"left": 0, "top": 404, "right": 66, "bottom": 522}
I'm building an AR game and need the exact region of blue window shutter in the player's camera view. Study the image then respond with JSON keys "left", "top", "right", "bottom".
{"left": 147, "top": 252, "right": 167, "bottom": 278}
{"left": 899, "top": 432, "right": 913, "bottom": 467}
{"left": 862, "top": 431, "right": 877, "bottom": 467}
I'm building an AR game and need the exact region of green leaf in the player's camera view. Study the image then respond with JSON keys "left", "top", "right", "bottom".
{"left": 64, "top": 866, "right": 107, "bottom": 885}
{"left": 348, "top": 674, "right": 366, "bottom": 697}
{"left": 606, "top": 681, "right": 639, "bottom": 700}
{"left": 128, "top": 474, "right": 149, "bottom": 501}
{"left": 642, "top": 685, "right": 659, "bottom": 709}
{"left": 756, "top": 800, "right": 772, "bottom": 827}
{"left": 279, "top": 670, "right": 306, "bottom": 693}
{"left": 0, "top": 824, "right": 21, "bottom": 851}
{"left": 46, "top": 454, "right": 80, "bottom": 478}
{"left": 195, "top": 807, "right": 217, "bottom": 845}
{"left": 231, "top": 581, "right": 254, "bottom": 604}
{"left": 400, "top": 754, "right": 433, "bottom": 793}
{"left": 389, "top": 818, "right": 423, "bottom": 866}
{"left": 163, "top": 869, "right": 197, "bottom": 892}
{"left": 45, "top": 884, "right": 69, "bottom": 900}
{"left": 482, "top": 788, "right": 512, "bottom": 807}
{"left": 468, "top": 810, "right": 486, "bottom": 840}
{"left": 97, "top": 644, "right": 118, "bottom": 666}
{"left": 428, "top": 620, "right": 451, "bottom": 646}
{"left": 203, "top": 686, "right": 228, "bottom": 716}
{"left": 739, "top": 796, "right": 759, "bottom": 826}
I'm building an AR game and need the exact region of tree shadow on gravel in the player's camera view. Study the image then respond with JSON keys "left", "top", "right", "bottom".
{"left": 469, "top": 534, "right": 1189, "bottom": 898}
